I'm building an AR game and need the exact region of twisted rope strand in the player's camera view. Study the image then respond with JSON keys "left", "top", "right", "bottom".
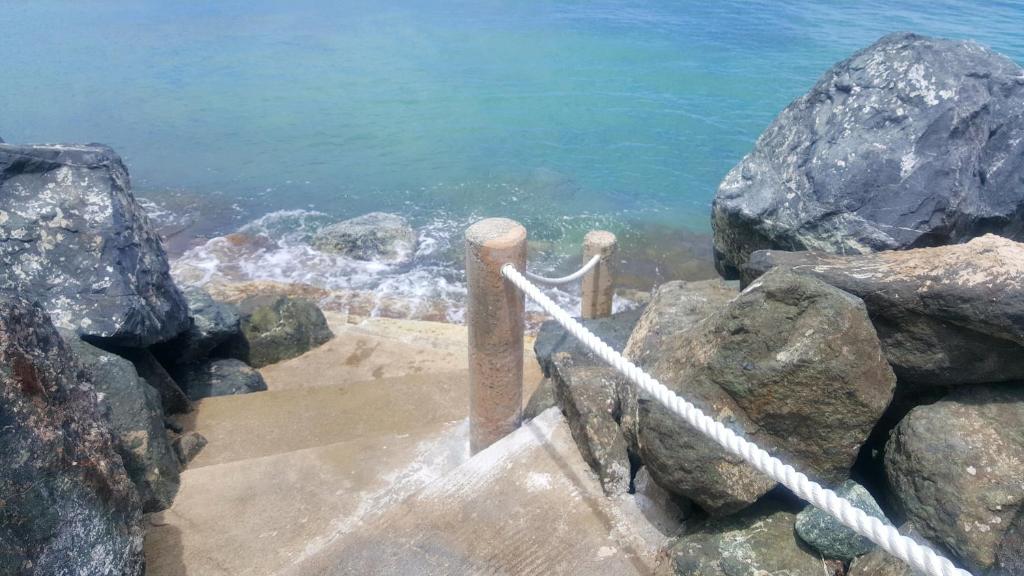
{"left": 501, "top": 263, "right": 971, "bottom": 576}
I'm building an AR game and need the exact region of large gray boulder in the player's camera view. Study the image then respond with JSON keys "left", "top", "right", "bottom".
{"left": 625, "top": 269, "right": 894, "bottom": 515}
{"left": 670, "top": 501, "right": 822, "bottom": 575}
{"left": 175, "top": 358, "right": 267, "bottom": 400}
{"left": 62, "top": 332, "right": 181, "bottom": 512}
{"left": 0, "top": 296, "right": 144, "bottom": 575}
{"left": 617, "top": 280, "right": 737, "bottom": 450}
{"left": 712, "top": 33, "right": 1024, "bottom": 278}
{"left": 741, "top": 235, "right": 1024, "bottom": 385}
{"left": 886, "top": 384, "right": 1024, "bottom": 573}
{"left": 153, "top": 287, "right": 241, "bottom": 366}
{"left": 311, "top": 212, "right": 417, "bottom": 263}
{"left": 218, "top": 295, "right": 333, "bottom": 368}
{"left": 0, "top": 143, "right": 189, "bottom": 346}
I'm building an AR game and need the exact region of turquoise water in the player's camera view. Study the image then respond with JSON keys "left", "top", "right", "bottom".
{"left": 3, "top": 1, "right": 1023, "bottom": 318}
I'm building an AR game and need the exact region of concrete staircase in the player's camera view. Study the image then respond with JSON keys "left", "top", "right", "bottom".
{"left": 144, "top": 312, "right": 669, "bottom": 575}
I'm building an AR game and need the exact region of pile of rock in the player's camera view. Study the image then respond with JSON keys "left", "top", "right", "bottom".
{"left": 534, "top": 33, "right": 1024, "bottom": 576}
{"left": 0, "top": 142, "right": 334, "bottom": 573}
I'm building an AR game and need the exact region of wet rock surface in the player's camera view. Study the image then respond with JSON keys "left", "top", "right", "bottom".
{"left": 625, "top": 269, "right": 894, "bottom": 515}
{"left": 217, "top": 295, "right": 333, "bottom": 368}
{"left": 175, "top": 358, "right": 268, "bottom": 400}
{"left": 311, "top": 212, "right": 417, "bottom": 263}
{"left": 153, "top": 287, "right": 241, "bottom": 367}
{"left": 741, "top": 235, "right": 1024, "bottom": 385}
{"left": 0, "top": 296, "right": 144, "bottom": 576}
{"left": 795, "top": 480, "right": 889, "bottom": 560}
{"left": 712, "top": 33, "right": 1024, "bottom": 277}
{"left": 0, "top": 143, "right": 189, "bottom": 346}
{"left": 670, "top": 501, "right": 822, "bottom": 575}
{"left": 62, "top": 332, "right": 181, "bottom": 512}
{"left": 886, "top": 384, "right": 1024, "bottom": 573}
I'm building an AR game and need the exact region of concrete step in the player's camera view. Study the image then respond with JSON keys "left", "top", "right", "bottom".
{"left": 145, "top": 419, "right": 470, "bottom": 576}
{"left": 285, "top": 408, "right": 671, "bottom": 576}
{"left": 177, "top": 370, "right": 470, "bottom": 468}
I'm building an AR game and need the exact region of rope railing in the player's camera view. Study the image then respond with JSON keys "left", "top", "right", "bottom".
{"left": 523, "top": 254, "right": 601, "bottom": 285}
{"left": 499, "top": 261, "right": 970, "bottom": 576}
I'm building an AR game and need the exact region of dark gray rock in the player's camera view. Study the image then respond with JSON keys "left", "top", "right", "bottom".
{"left": 886, "top": 384, "right": 1024, "bottom": 573}
{"left": 533, "top": 307, "right": 647, "bottom": 495}
{"left": 995, "top": 507, "right": 1024, "bottom": 576}
{"left": 534, "top": 306, "right": 645, "bottom": 377}
{"left": 712, "top": 33, "right": 1024, "bottom": 278}
{"left": 741, "top": 235, "right": 1024, "bottom": 385}
{"left": 522, "top": 376, "right": 556, "bottom": 420}
{"left": 549, "top": 353, "right": 630, "bottom": 495}
{"left": 311, "top": 212, "right": 417, "bottom": 263}
{"left": 172, "top": 431, "right": 208, "bottom": 467}
{"left": 153, "top": 287, "right": 241, "bottom": 366}
{"left": 616, "top": 280, "right": 736, "bottom": 450}
{"left": 176, "top": 358, "right": 267, "bottom": 400}
{"left": 117, "top": 348, "right": 191, "bottom": 415}
{"left": 217, "top": 295, "right": 333, "bottom": 368}
{"left": 0, "top": 143, "right": 189, "bottom": 346}
{"left": 795, "top": 480, "right": 890, "bottom": 560}
{"left": 62, "top": 331, "right": 180, "bottom": 512}
{"left": 0, "top": 295, "right": 144, "bottom": 576}
{"left": 670, "top": 501, "right": 822, "bottom": 575}
{"left": 848, "top": 524, "right": 931, "bottom": 576}
{"left": 625, "top": 269, "right": 895, "bottom": 515}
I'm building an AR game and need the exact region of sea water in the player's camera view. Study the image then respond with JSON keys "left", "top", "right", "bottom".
{"left": 3, "top": 1, "right": 1022, "bottom": 319}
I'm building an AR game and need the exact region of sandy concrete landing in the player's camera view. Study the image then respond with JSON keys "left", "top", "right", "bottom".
{"left": 260, "top": 313, "right": 543, "bottom": 392}
{"left": 286, "top": 408, "right": 671, "bottom": 576}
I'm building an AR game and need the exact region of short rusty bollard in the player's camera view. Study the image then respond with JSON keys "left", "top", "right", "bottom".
{"left": 465, "top": 218, "right": 527, "bottom": 454}
{"left": 581, "top": 230, "right": 617, "bottom": 319}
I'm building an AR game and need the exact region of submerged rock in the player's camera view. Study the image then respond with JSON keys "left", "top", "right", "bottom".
{"left": 670, "top": 501, "right": 822, "bottom": 575}
{"left": 218, "top": 295, "right": 333, "bottom": 368}
{"left": 886, "top": 384, "right": 1024, "bottom": 573}
{"left": 62, "top": 332, "right": 181, "bottom": 512}
{"left": 741, "top": 235, "right": 1024, "bottom": 385}
{"left": 312, "top": 212, "right": 417, "bottom": 263}
{"left": 0, "top": 296, "right": 144, "bottom": 576}
{"left": 795, "top": 480, "right": 889, "bottom": 560}
{"left": 172, "top": 431, "right": 208, "bottom": 467}
{"left": 711, "top": 33, "right": 1024, "bottom": 277}
{"left": 0, "top": 142, "right": 189, "bottom": 346}
{"left": 175, "top": 358, "right": 267, "bottom": 400}
{"left": 625, "top": 269, "right": 894, "bottom": 515}
{"left": 153, "top": 287, "right": 241, "bottom": 366}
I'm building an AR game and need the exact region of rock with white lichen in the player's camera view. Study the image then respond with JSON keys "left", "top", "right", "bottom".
{"left": 711, "top": 33, "right": 1024, "bottom": 278}
{"left": 0, "top": 142, "right": 189, "bottom": 347}
{"left": 886, "top": 384, "right": 1024, "bottom": 573}
{"left": 0, "top": 295, "right": 144, "bottom": 575}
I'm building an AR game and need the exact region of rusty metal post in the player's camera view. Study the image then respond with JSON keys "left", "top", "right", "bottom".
{"left": 466, "top": 218, "right": 527, "bottom": 454}
{"left": 581, "top": 230, "right": 616, "bottom": 319}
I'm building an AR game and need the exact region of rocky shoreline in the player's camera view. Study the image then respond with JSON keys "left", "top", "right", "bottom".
{"left": 2, "top": 31, "right": 1024, "bottom": 576}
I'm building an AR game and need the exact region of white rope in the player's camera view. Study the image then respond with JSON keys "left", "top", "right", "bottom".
{"left": 523, "top": 254, "right": 601, "bottom": 286}
{"left": 501, "top": 263, "right": 971, "bottom": 576}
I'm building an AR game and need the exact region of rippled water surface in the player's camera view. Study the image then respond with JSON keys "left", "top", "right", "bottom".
{"left": 4, "top": 1, "right": 1023, "bottom": 318}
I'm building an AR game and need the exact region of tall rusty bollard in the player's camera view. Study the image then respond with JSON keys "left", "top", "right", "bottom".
{"left": 581, "top": 230, "right": 616, "bottom": 319}
{"left": 465, "top": 218, "right": 527, "bottom": 454}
